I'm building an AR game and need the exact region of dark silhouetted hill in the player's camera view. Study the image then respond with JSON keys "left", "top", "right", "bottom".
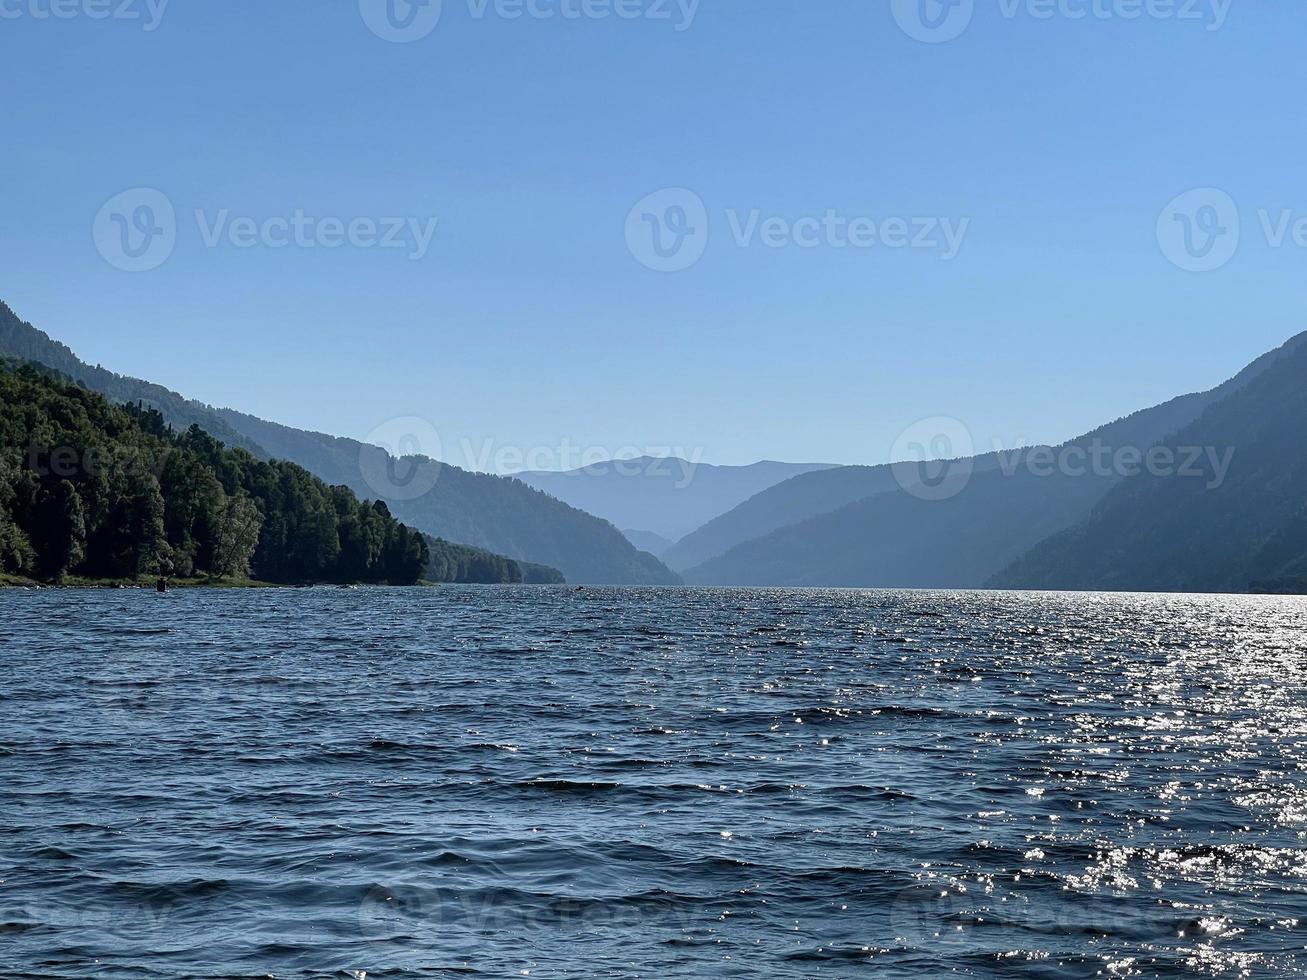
{"left": 683, "top": 334, "right": 1307, "bottom": 587}
{"left": 992, "top": 333, "right": 1307, "bottom": 593}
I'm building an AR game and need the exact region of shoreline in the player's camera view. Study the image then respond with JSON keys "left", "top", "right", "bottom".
{"left": 0, "top": 575, "right": 444, "bottom": 590}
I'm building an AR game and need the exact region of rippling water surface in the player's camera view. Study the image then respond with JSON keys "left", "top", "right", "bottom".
{"left": 3, "top": 587, "right": 1307, "bottom": 978}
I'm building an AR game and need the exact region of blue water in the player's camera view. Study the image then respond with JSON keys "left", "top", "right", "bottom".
{"left": 2, "top": 587, "right": 1306, "bottom": 978}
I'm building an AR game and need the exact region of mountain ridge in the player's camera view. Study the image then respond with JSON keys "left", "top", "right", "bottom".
{"left": 989, "top": 332, "right": 1307, "bottom": 593}
{"left": 0, "top": 300, "right": 678, "bottom": 584}
{"left": 514, "top": 456, "right": 837, "bottom": 544}
{"left": 682, "top": 331, "right": 1307, "bottom": 587}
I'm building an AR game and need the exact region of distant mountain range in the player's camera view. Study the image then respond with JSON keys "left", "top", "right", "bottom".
{"left": 514, "top": 457, "right": 835, "bottom": 546}
{"left": 0, "top": 301, "right": 678, "bottom": 585}
{"left": 676, "top": 333, "right": 1307, "bottom": 592}
{"left": 991, "top": 335, "right": 1307, "bottom": 593}
{"left": 10, "top": 297, "right": 1304, "bottom": 594}
{"left": 210, "top": 409, "right": 677, "bottom": 585}
{"left": 619, "top": 528, "right": 676, "bottom": 557}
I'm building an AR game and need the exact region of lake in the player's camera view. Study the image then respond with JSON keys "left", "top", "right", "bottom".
{"left": 2, "top": 587, "right": 1305, "bottom": 977}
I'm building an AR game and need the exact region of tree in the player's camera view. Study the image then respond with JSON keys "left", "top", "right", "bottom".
{"left": 0, "top": 365, "right": 445, "bottom": 586}
{"left": 34, "top": 480, "right": 86, "bottom": 581}
{"left": 211, "top": 495, "right": 263, "bottom": 580}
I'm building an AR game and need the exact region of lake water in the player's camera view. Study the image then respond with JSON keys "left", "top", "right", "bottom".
{"left": 2, "top": 587, "right": 1306, "bottom": 978}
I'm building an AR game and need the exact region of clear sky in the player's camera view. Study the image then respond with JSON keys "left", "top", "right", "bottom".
{"left": 3, "top": 0, "right": 1306, "bottom": 471}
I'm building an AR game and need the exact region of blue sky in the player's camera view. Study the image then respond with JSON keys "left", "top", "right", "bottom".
{"left": 3, "top": 0, "right": 1306, "bottom": 470}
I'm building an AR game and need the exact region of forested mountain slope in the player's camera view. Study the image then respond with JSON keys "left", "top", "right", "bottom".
{"left": 218, "top": 410, "right": 679, "bottom": 584}
{"left": 0, "top": 301, "right": 676, "bottom": 584}
{"left": 0, "top": 364, "right": 427, "bottom": 585}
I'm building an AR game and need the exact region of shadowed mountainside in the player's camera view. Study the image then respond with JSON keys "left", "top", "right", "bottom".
{"left": 683, "top": 333, "right": 1307, "bottom": 587}
{"left": 990, "top": 335, "right": 1307, "bottom": 593}
{"left": 621, "top": 528, "right": 676, "bottom": 557}
{"left": 218, "top": 409, "right": 679, "bottom": 585}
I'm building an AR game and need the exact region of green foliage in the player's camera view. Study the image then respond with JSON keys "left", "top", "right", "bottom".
{"left": 519, "top": 560, "right": 567, "bottom": 585}
{"left": 0, "top": 364, "right": 428, "bottom": 585}
{"left": 0, "top": 300, "right": 676, "bottom": 584}
{"left": 0, "top": 300, "right": 266, "bottom": 456}
{"left": 212, "top": 495, "right": 262, "bottom": 579}
{"left": 217, "top": 410, "right": 682, "bottom": 585}
{"left": 423, "top": 536, "right": 564, "bottom": 584}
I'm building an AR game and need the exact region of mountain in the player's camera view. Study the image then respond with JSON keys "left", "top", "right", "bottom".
{"left": 663, "top": 465, "right": 917, "bottom": 572}
{"left": 665, "top": 383, "right": 1246, "bottom": 577}
{"left": 514, "top": 457, "right": 836, "bottom": 543}
{"left": 990, "top": 335, "right": 1307, "bottom": 593}
{"left": 0, "top": 362, "right": 428, "bottom": 585}
{"left": 0, "top": 301, "right": 265, "bottom": 458}
{"left": 621, "top": 528, "right": 675, "bottom": 556}
{"left": 683, "top": 333, "right": 1307, "bottom": 587}
{"left": 216, "top": 410, "right": 678, "bottom": 585}
{"left": 0, "top": 301, "right": 678, "bottom": 584}
{"left": 665, "top": 342, "right": 1307, "bottom": 577}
